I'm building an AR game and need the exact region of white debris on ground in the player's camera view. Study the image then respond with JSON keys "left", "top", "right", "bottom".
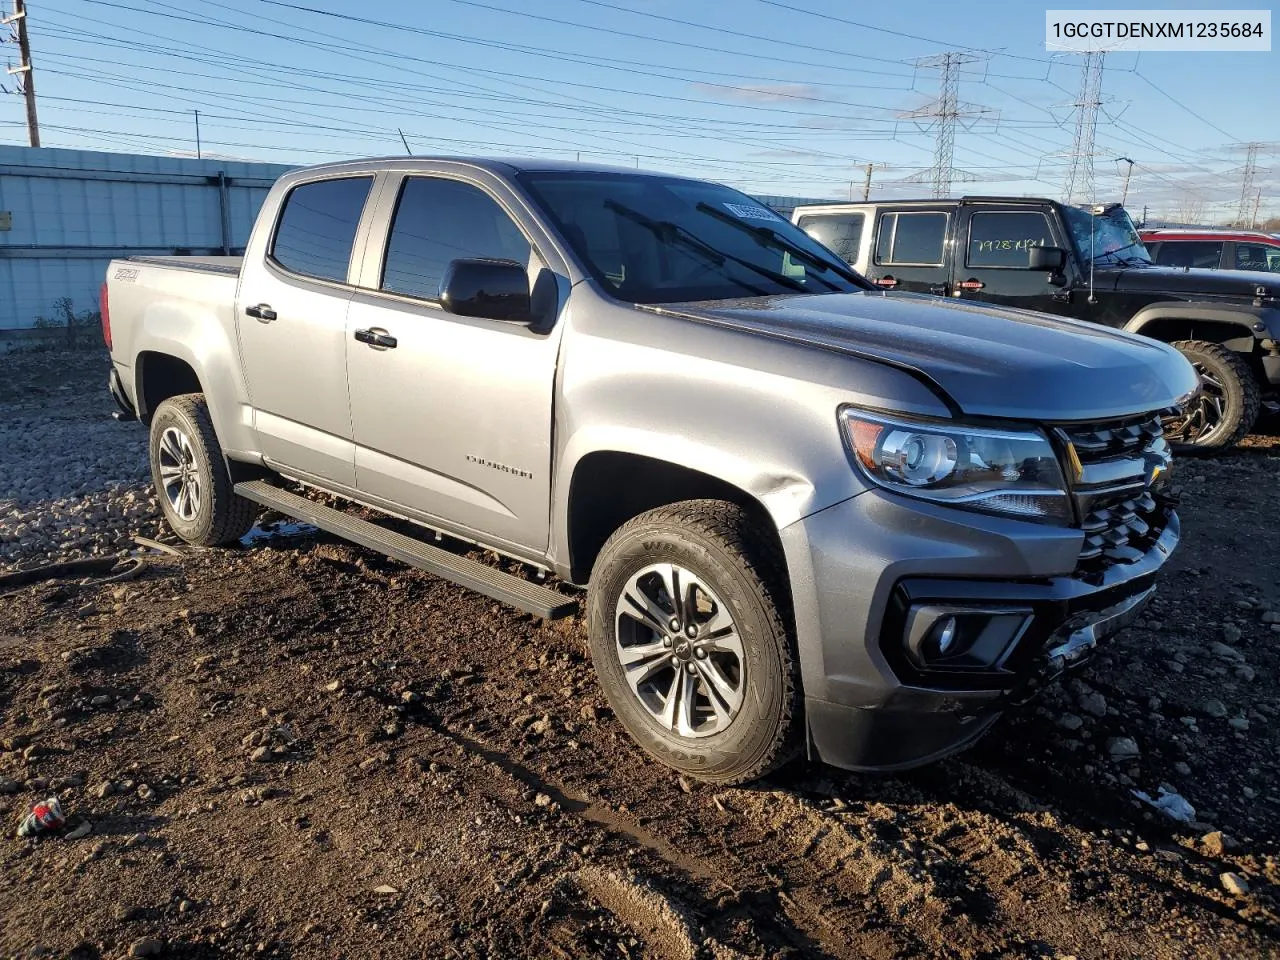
{"left": 1132, "top": 786, "right": 1197, "bottom": 824}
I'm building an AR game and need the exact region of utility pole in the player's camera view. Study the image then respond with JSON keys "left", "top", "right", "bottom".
{"left": 1252, "top": 189, "right": 1262, "bottom": 230}
{"left": 1115, "top": 156, "right": 1134, "bottom": 206}
{"left": 1141, "top": 204, "right": 1148, "bottom": 227}
{"left": 1062, "top": 51, "right": 1106, "bottom": 204}
{"left": 4, "top": 0, "right": 40, "bottom": 147}
{"left": 194, "top": 109, "right": 202, "bottom": 159}
{"left": 862, "top": 163, "right": 873, "bottom": 201}
{"left": 897, "top": 52, "right": 995, "bottom": 198}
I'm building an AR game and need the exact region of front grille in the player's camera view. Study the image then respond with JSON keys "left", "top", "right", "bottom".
{"left": 1055, "top": 413, "right": 1172, "bottom": 575}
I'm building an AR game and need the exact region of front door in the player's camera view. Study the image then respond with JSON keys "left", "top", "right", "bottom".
{"left": 863, "top": 207, "right": 952, "bottom": 296}
{"left": 235, "top": 175, "right": 376, "bottom": 487}
{"left": 950, "top": 205, "right": 1071, "bottom": 315}
{"left": 345, "top": 174, "right": 563, "bottom": 553}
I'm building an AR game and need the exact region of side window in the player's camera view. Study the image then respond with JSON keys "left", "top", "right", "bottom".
{"left": 874, "top": 212, "right": 947, "bottom": 266}
{"left": 1154, "top": 241, "right": 1222, "bottom": 269}
{"left": 966, "top": 211, "right": 1053, "bottom": 268}
{"left": 797, "top": 213, "right": 864, "bottom": 264}
{"left": 381, "top": 177, "right": 532, "bottom": 301}
{"left": 1235, "top": 243, "right": 1280, "bottom": 273}
{"left": 271, "top": 177, "right": 373, "bottom": 283}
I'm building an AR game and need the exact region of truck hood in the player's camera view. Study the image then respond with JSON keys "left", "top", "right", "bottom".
{"left": 651, "top": 291, "right": 1198, "bottom": 422}
{"left": 1104, "top": 264, "right": 1280, "bottom": 300}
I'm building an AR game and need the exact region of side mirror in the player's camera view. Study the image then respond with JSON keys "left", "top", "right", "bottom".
{"left": 1028, "top": 246, "right": 1067, "bottom": 272}
{"left": 439, "top": 258, "right": 532, "bottom": 323}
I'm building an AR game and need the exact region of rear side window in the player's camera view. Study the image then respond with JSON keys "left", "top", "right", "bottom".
{"left": 875, "top": 212, "right": 947, "bottom": 265}
{"left": 381, "top": 177, "right": 531, "bottom": 301}
{"left": 1153, "top": 240, "right": 1223, "bottom": 269}
{"left": 966, "top": 211, "right": 1053, "bottom": 267}
{"left": 1235, "top": 243, "right": 1280, "bottom": 273}
{"left": 797, "top": 212, "right": 864, "bottom": 264}
{"left": 271, "top": 177, "right": 373, "bottom": 283}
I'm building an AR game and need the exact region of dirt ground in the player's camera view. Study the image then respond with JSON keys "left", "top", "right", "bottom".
{"left": 2, "top": 350, "right": 1280, "bottom": 960}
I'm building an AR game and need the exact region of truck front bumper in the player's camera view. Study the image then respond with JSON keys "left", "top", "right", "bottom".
{"left": 780, "top": 490, "right": 1178, "bottom": 772}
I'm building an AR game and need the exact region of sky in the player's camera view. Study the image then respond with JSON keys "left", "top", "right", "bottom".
{"left": 5, "top": 0, "right": 1278, "bottom": 222}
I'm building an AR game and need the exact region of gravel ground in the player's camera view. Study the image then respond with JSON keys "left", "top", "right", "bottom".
{"left": 1, "top": 350, "right": 159, "bottom": 566}
{"left": 2, "top": 347, "right": 1280, "bottom": 959}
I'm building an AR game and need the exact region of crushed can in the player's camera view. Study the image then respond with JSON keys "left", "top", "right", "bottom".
{"left": 16, "top": 796, "right": 66, "bottom": 838}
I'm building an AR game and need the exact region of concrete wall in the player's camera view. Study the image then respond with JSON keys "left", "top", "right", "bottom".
{"left": 0, "top": 146, "right": 296, "bottom": 331}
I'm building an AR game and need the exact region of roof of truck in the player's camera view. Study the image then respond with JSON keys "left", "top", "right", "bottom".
{"left": 1138, "top": 228, "right": 1280, "bottom": 243}
{"left": 280, "top": 155, "right": 698, "bottom": 180}
{"left": 792, "top": 196, "right": 1063, "bottom": 209}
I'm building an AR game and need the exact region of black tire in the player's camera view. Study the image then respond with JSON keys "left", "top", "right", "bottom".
{"left": 148, "top": 393, "right": 259, "bottom": 546}
{"left": 1166, "top": 340, "right": 1260, "bottom": 452}
{"left": 585, "top": 500, "right": 800, "bottom": 785}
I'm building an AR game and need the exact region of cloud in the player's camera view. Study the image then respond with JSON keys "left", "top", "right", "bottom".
{"left": 691, "top": 82, "right": 825, "bottom": 104}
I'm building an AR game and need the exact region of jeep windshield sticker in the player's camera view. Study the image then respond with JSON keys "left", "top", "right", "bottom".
{"left": 723, "top": 202, "right": 781, "bottom": 222}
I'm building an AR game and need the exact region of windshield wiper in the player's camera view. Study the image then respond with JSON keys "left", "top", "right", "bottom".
{"left": 694, "top": 202, "right": 869, "bottom": 289}
{"left": 1091, "top": 240, "right": 1145, "bottom": 263}
{"left": 604, "top": 200, "right": 804, "bottom": 294}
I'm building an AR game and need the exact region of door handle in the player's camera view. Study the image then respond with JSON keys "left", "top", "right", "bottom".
{"left": 958, "top": 278, "right": 985, "bottom": 291}
{"left": 354, "top": 327, "right": 398, "bottom": 349}
{"left": 245, "top": 303, "right": 277, "bottom": 322}
{"left": 874, "top": 276, "right": 899, "bottom": 288}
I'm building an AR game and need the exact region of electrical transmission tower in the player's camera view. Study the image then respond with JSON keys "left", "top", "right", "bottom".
{"left": 3, "top": 0, "right": 39, "bottom": 147}
{"left": 1061, "top": 51, "right": 1105, "bottom": 205}
{"left": 897, "top": 52, "right": 996, "bottom": 198}
{"left": 1235, "top": 143, "right": 1259, "bottom": 226}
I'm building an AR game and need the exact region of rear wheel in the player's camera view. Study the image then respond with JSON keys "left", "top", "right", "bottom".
{"left": 585, "top": 500, "right": 800, "bottom": 785}
{"left": 149, "top": 393, "right": 259, "bottom": 546}
{"left": 1164, "top": 340, "right": 1260, "bottom": 452}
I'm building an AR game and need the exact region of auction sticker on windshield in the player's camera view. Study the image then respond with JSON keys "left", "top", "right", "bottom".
{"left": 723, "top": 203, "right": 782, "bottom": 222}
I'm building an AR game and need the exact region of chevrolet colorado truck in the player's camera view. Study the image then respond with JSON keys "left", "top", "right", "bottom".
{"left": 102, "top": 158, "right": 1196, "bottom": 784}
{"left": 792, "top": 197, "right": 1280, "bottom": 450}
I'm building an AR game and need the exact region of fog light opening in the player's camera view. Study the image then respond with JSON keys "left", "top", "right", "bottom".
{"left": 932, "top": 617, "right": 957, "bottom": 657}
{"left": 902, "top": 604, "right": 1034, "bottom": 673}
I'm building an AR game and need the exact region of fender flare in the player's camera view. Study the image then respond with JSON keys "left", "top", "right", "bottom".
{"left": 1124, "top": 301, "right": 1267, "bottom": 342}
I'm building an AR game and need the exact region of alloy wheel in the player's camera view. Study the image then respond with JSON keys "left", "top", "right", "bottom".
{"left": 614, "top": 562, "right": 745, "bottom": 739}
{"left": 157, "top": 426, "right": 202, "bottom": 522}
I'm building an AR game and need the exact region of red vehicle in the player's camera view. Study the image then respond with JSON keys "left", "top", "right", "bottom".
{"left": 1140, "top": 228, "right": 1280, "bottom": 274}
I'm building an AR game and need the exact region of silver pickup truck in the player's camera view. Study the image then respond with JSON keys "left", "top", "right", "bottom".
{"left": 102, "top": 157, "right": 1197, "bottom": 785}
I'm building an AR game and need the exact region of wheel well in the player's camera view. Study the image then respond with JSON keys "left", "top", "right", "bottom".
{"left": 1132, "top": 317, "right": 1256, "bottom": 353}
{"left": 136, "top": 352, "right": 202, "bottom": 421}
{"left": 566, "top": 452, "right": 782, "bottom": 586}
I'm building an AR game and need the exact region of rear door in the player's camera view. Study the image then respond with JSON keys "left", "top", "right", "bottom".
{"left": 864, "top": 207, "right": 952, "bottom": 296}
{"left": 951, "top": 203, "right": 1071, "bottom": 314}
{"left": 235, "top": 175, "right": 377, "bottom": 487}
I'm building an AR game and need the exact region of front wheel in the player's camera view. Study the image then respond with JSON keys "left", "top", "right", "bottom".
{"left": 585, "top": 500, "right": 801, "bottom": 785}
{"left": 1164, "top": 340, "right": 1260, "bottom": 452}
{"left": 148, "top": 393, "right": 259, "bottom": 546}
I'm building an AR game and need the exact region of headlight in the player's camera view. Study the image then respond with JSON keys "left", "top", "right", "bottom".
{"left": 841, "top": 408, "right": 1071, "bottom": 522}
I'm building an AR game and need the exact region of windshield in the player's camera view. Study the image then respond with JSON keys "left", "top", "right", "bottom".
{"left": 517, "top": 172, "right": 868, "bottom": 304}
{"left": 1061, "top": 203, "right": 1153, "bottom": 267}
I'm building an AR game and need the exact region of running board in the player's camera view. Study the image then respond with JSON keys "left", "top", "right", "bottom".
{"left": 234, "top": 479, "right": 578, "bottom": 620}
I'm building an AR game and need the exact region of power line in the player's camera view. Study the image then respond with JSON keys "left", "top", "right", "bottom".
{"left": 261, "top": 0, "right": 914, "bottom": 80}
